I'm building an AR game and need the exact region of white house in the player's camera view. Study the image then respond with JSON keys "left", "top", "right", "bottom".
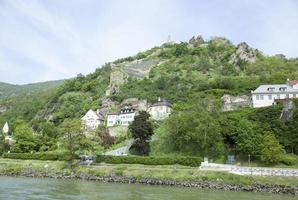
{"left": 147, "top": 97, "right": 172, "bottom": 120}
{"left": 81, "top": 109, "right": 103, "bottom": 130}
{"left": 107, "top": 106, "right": 136, "bottom": 127}
{"left": 251, "top": 79, "right": 298, "bottom": 108}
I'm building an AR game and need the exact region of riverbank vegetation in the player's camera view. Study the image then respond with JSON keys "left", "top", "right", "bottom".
{"left": 0, "top": 158, "right": 297, "bottom": 188}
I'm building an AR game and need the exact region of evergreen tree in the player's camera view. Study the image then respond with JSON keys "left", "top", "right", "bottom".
{"left": 129, "top": 111, "right": 153, "bottom": 155}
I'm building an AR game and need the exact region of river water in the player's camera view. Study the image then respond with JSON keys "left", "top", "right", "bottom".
{"left": 0, "top": 176, "right": 296, "bottom": 200}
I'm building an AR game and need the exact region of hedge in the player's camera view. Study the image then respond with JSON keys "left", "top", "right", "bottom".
{"left": 2, "top": 153, "right": 72, "bottom": 161}
{"left": 96, "top": 155, "right": 202, "bottom": 167}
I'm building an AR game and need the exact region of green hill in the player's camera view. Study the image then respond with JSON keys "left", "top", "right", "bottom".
{"left": 0, "top": 80, "right": 64, "bottom": 128}
{"left": 1, "top": 36, "right": 298, "bottom": 164}
{"left": 0, "top": 80, "right": 64, "bottom": 100}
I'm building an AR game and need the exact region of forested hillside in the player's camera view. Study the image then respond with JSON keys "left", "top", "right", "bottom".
{"left": 1, "top": 36, "right": 298, "bottom": 165}
{"left": 0, "top": 80, "right": 64, "bottom": 128}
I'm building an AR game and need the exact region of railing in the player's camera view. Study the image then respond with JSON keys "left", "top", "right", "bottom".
{"left": 200, "top": 162, "right": 298, "bottom": 177}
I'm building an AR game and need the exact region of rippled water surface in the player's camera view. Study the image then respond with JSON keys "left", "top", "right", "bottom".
{"left": 0, "top": 176, "right": 296, "bottom": 200}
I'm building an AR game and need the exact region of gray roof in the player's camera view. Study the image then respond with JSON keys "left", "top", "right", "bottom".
{"left": 252, "top": 84, "right": 298, "bottom": 94}
{"left": 151, "top": 100, "right": 172, "bottom": 107}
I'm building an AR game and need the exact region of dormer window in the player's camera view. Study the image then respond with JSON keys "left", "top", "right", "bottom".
{"left": 267, "top": 87, "right": 275, "bottom": 92}
{"left": 279, "top": 87, "right": 287, "bottom": 91}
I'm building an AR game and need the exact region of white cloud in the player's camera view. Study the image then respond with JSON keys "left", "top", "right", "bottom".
{"left": 0, "top": 0, "right": 297, "bottom": 84}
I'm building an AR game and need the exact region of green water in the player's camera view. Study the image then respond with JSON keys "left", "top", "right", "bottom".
{"left": 0, "top": 176, "right": 296, "bottom": 200}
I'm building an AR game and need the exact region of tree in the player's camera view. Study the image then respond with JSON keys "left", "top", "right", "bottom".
{"left": 12, "top": 123, "right": 36, "bottom": 153}
{"left": 129, "top": 111, "right": 153, "bottom": 155}
{"left": 151, "top": 97, "right": 224, "bottom": 158}
{"left": 37, "top": 122, "right": 60, "bottom": 152}
{"left": 260, "top": 133, "right": 285, "bottom": 164}
{"left": 235, "top": 119, "right": 261, "bottom": 157}
{"left": 59, "top": 119, "right": 86, "bottom": 168}
{"left": 164, "top": 110, "right": 223, "bottom": 157}
{"left": 0, "top": 133, "right": 5, "bottom": 155}
{"left": 97, "top": 125, "right": 114, "bottom": 149}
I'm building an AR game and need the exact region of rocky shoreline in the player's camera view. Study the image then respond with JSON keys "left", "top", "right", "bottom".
{"left": 0, "top": 171, "right": 297, "bottom": 195}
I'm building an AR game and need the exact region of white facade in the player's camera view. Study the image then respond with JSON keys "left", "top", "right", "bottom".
{"left": 107, "top": 114, "right": 118, "bottom": 127}
{"left": 81, "top": 109, "right": 103, "bottom": 130}
{"left": 251, "top": 80, "right": 298, "bottom": 108}
{"left": 147, "top": 98, "right": 172, "bottom": 120}
{"left": 2, "top": 122, "right": 9, "bottom": 134}
{"left": 107, "top": 107, "right": 136, "bottom": 127}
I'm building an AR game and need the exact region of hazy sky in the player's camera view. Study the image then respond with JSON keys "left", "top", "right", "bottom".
{"left": 1, "top": 0, "right": 298, "bottom": 84}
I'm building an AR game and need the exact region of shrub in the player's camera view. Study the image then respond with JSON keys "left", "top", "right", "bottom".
{"left": 2, "top": 152, "right": 73, "bottom": 161}
{"left": 260, "top": 133, "right": 285, "bottom": 164}
{"left": 281, "top": 154, "right": 297, "bottom": 166}
{"left": 96, "top": 155, "right": 202, "bottom": 167}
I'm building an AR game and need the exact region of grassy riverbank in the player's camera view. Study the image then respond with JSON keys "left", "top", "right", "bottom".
{"left": 0, "top": 158, "right": 298, "bottom": 187}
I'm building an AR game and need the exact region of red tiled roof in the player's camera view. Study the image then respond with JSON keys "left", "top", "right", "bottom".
{"left": 288, "top": 80, "right": 298, "bottom": 86}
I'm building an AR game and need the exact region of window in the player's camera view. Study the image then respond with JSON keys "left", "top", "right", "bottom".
{"left": 279, "top": 87, "right": 287, "bottom": 91}
{"left": 268, "top": 95, "right": 272, "bottom": 100}
{"left": 260, "top": 95, "right": 264, "bottom": 100}
{"left": 294, "top": 94, "right": 297, "bottom": 98}
{"left": 256, "top": 95, "right": 259, "bottom": 100}
{"left": 277, "top": 94, "right": 280, "bottom": 99}
{"left": 267, "top": 87, "right": 275, "bottom": 92}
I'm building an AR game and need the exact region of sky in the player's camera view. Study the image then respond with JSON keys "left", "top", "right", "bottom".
{"left": 0, "top": 0, "right": 298, "bottom": 85}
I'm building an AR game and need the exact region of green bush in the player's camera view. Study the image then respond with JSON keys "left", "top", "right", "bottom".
{"left": 281, "top": 154, "right": 297, "bottom": 166}
{"left": 96, "top": 155, "right": 202, "bottom": 167}
{"left": 2, "top": 152, "right": 72, "bottom": 161}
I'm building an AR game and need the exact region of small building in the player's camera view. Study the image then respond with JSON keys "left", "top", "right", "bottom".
{"left": 251, "top": 79, "right": 298, "bottom": 108}
{"left": 107, "top": 106, "right": 136, "bottom": 127}
{"left": 81, "top": 109, "right": 104, "bottom": 130}
{"left": 147, "top": 97, "right": 172, "bottom": 120}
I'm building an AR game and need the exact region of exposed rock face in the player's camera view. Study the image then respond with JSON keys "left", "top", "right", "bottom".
{"left": 0, "top": 105, "right": 7, "bottom": 113}
{"left": 274, "top": 54, "right": 287, "bottom": 60}
{"left": 121, "top": 98, "right": 148, "bottom": 112}
{"left": 124, "top": 59, "right": 160, "bottom": 78}
{"left": 277, "top": 99, "right": 295, "bottom": 122}
{"left": 229, "top": 42, "right": 257, "bottom": 65}
{"left": 221, "top": 94, "right": 252, "bottom": 111}
{"left": 105, "top": 65, "right": 128, "bottom": 96}
{"left": 105, "top": 59, "right": 161, "bottom": 96}
{"left": 98, "top": 98, "right": 119, "bottom": 118}
{"left": 210, "top": 37, "right": 230, "bottom": 45}
{"left": 189, "top": 35, "right": 204, "bottom": 45}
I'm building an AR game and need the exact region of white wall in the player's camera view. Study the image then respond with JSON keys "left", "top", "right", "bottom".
{"left": 119, "top": 112, "right": 135, "bottom": 125}
{"left": 107, "top": 113, "right": 135, "bottom": 127}
{"left": 107, "top": 115, "right": 118, "bottom": 127}
{"left": 83, "top": 118, "right": 101, "bottom": 129}
{"left": 252, "top": 93, "right": 298, "bottom": 108}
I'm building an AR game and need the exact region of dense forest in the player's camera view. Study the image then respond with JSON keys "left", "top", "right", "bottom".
{"left": 1, "top": 36, "right": 298, "bottom": 165}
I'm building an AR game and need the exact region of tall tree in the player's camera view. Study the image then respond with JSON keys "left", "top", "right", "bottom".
{"left": 129, "top": 111, "right": 153, "bottom": 155}
{"left": 59, "top": 119, "right": 85, "bottom": 168}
